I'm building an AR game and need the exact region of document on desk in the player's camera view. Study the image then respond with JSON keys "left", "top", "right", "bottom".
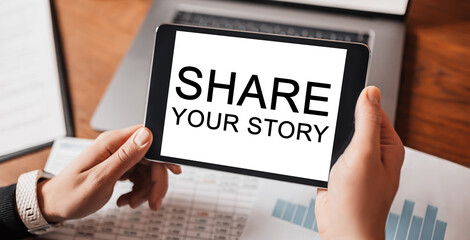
{"left": 240, "top": 147, "right": 470, "bottom": 240}
{"left": 43, "top": 137, "right": 262, "bottom": 240}
{"left": 0, "top": 0, "right": 72, "bottom": 162}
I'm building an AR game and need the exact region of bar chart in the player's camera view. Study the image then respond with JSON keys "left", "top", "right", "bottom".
{"left": 272, "top": 198, "right": 319, "bottom": 233}
{"left": 385, "top": 200, "right": 447, "bottom": 240}
{"left": 271, "top": 198, "right": 447, "bottom": 240}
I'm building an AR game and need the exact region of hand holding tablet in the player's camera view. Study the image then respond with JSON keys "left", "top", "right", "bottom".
{"left": 144, "top": 24, "right": 369, "bottom": 188}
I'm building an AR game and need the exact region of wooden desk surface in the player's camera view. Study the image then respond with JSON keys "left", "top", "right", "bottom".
{"left": 1, "top": 0, "right": 469, "bottom": 186}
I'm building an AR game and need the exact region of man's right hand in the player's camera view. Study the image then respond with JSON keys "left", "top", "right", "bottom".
{"left": 315, "top": 86, "right": 405, "bottom": 240}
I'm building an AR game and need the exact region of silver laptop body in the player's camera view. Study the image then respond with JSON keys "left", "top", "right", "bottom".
{"left": 91, "top": 0, "right": 407, "bottom": 131}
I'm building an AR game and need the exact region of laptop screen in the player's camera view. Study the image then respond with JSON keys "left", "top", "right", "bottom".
{"left": 274, "top": 0, "right": 409, "bottom": 16}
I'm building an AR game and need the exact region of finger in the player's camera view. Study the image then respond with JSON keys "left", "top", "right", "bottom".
{"left": 148, "top": 163, "right": 169, "bottom": 211}
{"left": 96, "top": 127, "right": 153, "bottom": 182}
{"left": 127, "top": 165, "right": 153, "bottom": 208}
{"left": 119, "top": 165, "right": 137, "bottom": 181}
{"left": 315, "top": 188, "right": 328, "bottom": 225}
{"left": 117, "top": 191, "right": 133, "bottom": 207}
{"left": 352, "top": 86, "right": 382, "bottom": 146}
{"left": 117, "top": 165, "right": 150, "bottom": 207}
{"left": 380, "top": 109, "right": 405, "bottom": 174}
{"left": 380, "top": 109, "right": 402, "bottom": 147}
{"left": 316, "top": 188, "right": 327, "bottom": 197}
{"left": 348, "top": 86, "right": 382, "bottom": 162}
{"left": 117, "top": 188, "right": 148, "bottom": 208}
{"left": 128, "top": 184, "right": 152, "bottom": 209}
{"left": 73, "top": 125, "right": 142, "bottom": 172}
{"left": 165, "top": 163, "right": 182, "bottom": 174}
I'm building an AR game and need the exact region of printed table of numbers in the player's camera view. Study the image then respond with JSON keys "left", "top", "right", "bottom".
{"left": 41, "top": 166, "right": 260, "bottom": 240}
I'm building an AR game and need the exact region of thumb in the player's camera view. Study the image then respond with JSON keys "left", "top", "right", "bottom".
{"left": 350, "top": 86, "right": 382, "bottom": 153}
{"left": 315, "top": 188, "right": 328, "bottom": 228}
{"left": 97, "top": 127, "right": 153, "bottom": 181}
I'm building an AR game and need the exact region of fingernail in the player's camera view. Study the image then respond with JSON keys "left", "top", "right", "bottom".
{"left": 134, "top": 128, "right": 150, "bottom": 147}
{"left": 367, "top": 87, "right": 381, "bottom": 105}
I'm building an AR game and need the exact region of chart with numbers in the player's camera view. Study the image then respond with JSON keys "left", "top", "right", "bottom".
{"left": 41, "top": 138, "right": 261, "bottom": 240}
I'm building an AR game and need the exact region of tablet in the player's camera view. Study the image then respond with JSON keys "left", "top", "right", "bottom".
{"left": 144, "top": 24, "right": 369, "bottom": 188}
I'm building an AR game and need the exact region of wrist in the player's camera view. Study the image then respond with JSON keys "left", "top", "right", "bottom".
{"left": 323, "top": 234, "right": 384, "bottom": 240}
{"left": 16, "top": 170, "right": 63, "bottom": 235}
{"left": 320, "top": 226, "right": 385, "bottom": 240}
{"left": 37, "top": 179, "right": 65, "bottom": 223}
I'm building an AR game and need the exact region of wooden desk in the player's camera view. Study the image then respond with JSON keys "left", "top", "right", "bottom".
{"left": 1, "top": 0, "right": 469, "bottom": 186}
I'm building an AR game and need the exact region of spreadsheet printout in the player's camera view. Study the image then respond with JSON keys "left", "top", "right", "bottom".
{"left": 42, "top": 138, "right": 262, "bottom": 240}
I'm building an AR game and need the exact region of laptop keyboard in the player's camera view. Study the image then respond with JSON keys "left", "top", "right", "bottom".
{"left": 173, "top": 11, "right": 369, "bottom": 45}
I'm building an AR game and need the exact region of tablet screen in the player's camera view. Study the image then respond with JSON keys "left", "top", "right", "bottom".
{"left": 159, "top": 31, "right": 347, "bottom": 182}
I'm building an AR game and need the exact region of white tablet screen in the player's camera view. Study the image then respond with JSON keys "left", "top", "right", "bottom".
{"left": 160, "top": 31, "right": 347, "bottom": 181}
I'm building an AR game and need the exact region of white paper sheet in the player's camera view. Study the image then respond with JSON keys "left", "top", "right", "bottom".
{"left": 240, "top": 147, "right": 470, "bottom": 240}
{"left": 240, "top": 179, "right": 320, "bottom": 240}
{"left": 0, "top": 0, "right": 66, "bottom": 158}
{"left": 43, "top": 137, "right": 262, "bottom": 240}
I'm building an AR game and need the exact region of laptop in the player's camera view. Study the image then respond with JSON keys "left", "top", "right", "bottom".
{"left": 91, "top": 0, "right": 409, "bottom": 131}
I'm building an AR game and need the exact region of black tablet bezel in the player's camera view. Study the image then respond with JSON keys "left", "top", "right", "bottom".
{"left": 144, "top": 24, "right": 369, "bottom": 188}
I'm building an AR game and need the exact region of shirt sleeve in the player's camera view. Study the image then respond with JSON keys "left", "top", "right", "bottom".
{"left": 0, "top": 184, "right": 33, "bottom": 239}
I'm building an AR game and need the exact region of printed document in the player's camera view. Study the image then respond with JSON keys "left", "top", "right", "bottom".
{"left": 0, "top": 0, "right": 66, "bottom": 159}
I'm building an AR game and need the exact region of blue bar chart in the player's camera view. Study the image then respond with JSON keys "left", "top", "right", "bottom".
{"left": 385, "top": 200, "right": 447, "bottom": 240}
{"left": 272, "top": 198, "right": 447, "bottom": 240}
{"left": 272, "top": 198, "right": 319, "bottom": 233}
